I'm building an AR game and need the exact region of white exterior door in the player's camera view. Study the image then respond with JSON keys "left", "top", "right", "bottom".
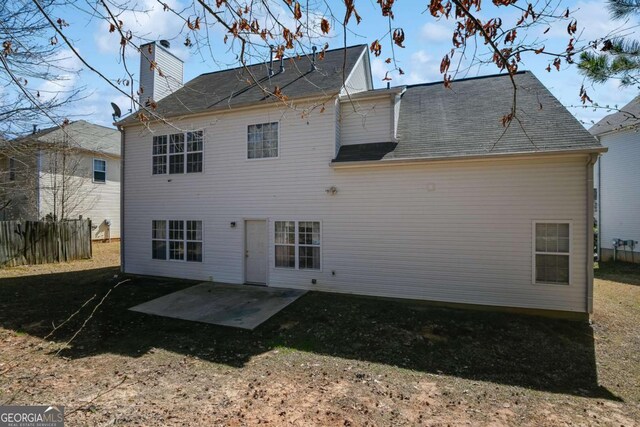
{"left": 245, "top": 220, "right": 267, "bottom": 284}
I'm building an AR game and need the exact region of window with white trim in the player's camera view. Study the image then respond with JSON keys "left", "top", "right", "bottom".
{"left": 534, "top": 222, "right": 570, "bottom": 285}
{"left": 275, "top": 221, "right": 320, "bottom": 270}
{"left": 248, "top": 122, "right": 278, "bottom": 159}
{"left": 186, "top": 220, "right": 203, "bottom": 262}
{"left": 152, "top": 220, "right": 167, "bottom": 259}
{"left": 168, "top": 220, "right": 185, "bottom": 260}
{"left": 152, "top": 135, "right": 167, "bottom": 174}
{"left": 152, "top": 220, "right": 202, "bottom": 262}
{"left": 152, "top": 131, "right": 203, "bottom": 175}
{"left": 93, "top": 159, "right": 106, "bottom": 183}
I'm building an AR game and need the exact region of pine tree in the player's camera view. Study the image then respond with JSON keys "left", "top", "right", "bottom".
{"left": 578, "top": 0, "right": 640, "bottom": 87}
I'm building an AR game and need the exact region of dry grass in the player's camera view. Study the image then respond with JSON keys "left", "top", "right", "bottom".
{"left": 0, "top": 241, "right": 120, "bottom": 279}
{"left": 0, "top": 244, "right": 638, "bottom": 426}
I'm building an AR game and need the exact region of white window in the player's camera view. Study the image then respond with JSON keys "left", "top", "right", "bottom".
{"left": 93, "top": 159, "right": 106, "bottom": 183}
{"left": 152, "top": 220, "right": 167, "bottom": 260}
{"left": 533, "top": 221, "right": 571, "bottom": 285}
{"left": 186, "top": 220, "right": 203, "bottom": 261}
{"left": 8, "top": 157, "right": 16, "bottom": 181}
{"left": 248, "top": 122, "right": 278, "bottom": 159}
{"left": 153, "top": 131, "right": 203, "bottom": 175}
{"left": 152, "top": 135, "right": 167, "bottom": 174}
{"left": 275, "top": 221, "right": 320, "bottom": 270}
{"left": 169, "top": 134, "right": 185, "bottom": 174}
{"left": 152, "top": 220, "right": 202, "bottom": 262}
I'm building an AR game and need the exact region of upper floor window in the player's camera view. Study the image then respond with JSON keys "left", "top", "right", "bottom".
{"left": 248, "top": 122, "right": 278, "bottom": 159}
{"left": 153, "top": 130, "right": 203, "bottom": 175}
{"left": 533, "top": 221, "right": 571, "bottom": 285}
{"left": 8, "top": 157, "right": 16, "bottom": 181}
{"left": 93, "top": 159, "right": 106, "bottom": 183}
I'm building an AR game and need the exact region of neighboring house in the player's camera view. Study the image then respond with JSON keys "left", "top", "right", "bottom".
{"left": 591, "top": 97, "right": 640, "bottom": 263}
{"left": 0, "top": 120, "right": 121, "bottom": 240}
{"left": 118, "top": 42, "right": 605, "bottom": 316}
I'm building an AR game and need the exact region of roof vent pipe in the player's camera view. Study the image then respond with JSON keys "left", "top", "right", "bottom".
{"left": 268, "top": 45, "right": 274, "bottom": 77}
{"left": 386, "top": 81, "right": 390, "bottom": 89}
{"left": 310, "top": 46, "right": 317, "bottom": 71}
{"left": 279, "top": 55, "right": 285, "bottom": 74}
{"left": 32, "top": 124, "right": 37, "bottom": 134}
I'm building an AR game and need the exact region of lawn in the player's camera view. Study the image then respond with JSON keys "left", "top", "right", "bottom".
{"left": 0, "top": 242, "right": 638, "bottom": 425}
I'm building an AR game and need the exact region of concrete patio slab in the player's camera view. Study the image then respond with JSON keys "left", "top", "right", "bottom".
{"left": 129, "top": 283, "right": 306, "bottom": 330}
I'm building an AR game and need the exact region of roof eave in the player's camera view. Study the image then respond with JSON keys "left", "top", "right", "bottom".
{"left": 330, "top": 147, "right": 608, "bottom": 168}
{"left": 590, "top": 123, "right": 639, "bottom": 138}
{"left": 339, "top": 86, "right": 406, "bottom": 102}
{"left": 116, "top": 90, "right": 342, "bottom": 128}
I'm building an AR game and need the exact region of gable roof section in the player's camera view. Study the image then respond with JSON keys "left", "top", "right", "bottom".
{"left": 589, "top": 96, "right": 640, "bottom": 136}
{"left": 376, "top": 71, "right": 601, "bottom": 161}
{"left": 120, "top": 44, "right": 368, "bottom": 125}
{"left": 13, "top": 120, "right": 120, "bottom": 156}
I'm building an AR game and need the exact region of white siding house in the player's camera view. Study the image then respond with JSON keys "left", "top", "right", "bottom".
{"left": 119, "top": 44, "right": 604, "bottom": 316}
{"left": 0, "top": 121, "right": 121, "bottom": 240}
{"left": 591, "top": 99, "right": 640, "bottom": 263}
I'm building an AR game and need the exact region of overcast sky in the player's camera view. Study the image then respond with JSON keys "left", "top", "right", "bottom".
{"left": 42, "top": 0, "right": 637, "bottom": 129}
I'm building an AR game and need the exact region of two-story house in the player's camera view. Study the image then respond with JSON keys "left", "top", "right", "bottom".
{"left": 591, "top": 97, "right": 639, "bottom": 263}
{"left": 118, "top": 42, "right": 605, "bottom": 317}
{"left": 0, "top": 120, "right": 121, "bottom": 240}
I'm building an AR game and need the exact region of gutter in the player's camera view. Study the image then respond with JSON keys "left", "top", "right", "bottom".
{"left": 338, "top": 86, "right": 405, "bottom": 102}
{"left": 330, "top": 147, "right": 608, "bottom": 168}
{"left": 590, "top": 124, "right": 639, "bottom": 138}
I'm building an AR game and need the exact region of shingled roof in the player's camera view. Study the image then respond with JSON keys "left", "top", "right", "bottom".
{"left": 10, "top": 120, "right": 120, "bottom": 156}
{"left": 385, "top": 71, "right": 601, "bottom": 160}
{"left": 589, "top": 96, "right": 640, "bottom": 136}
{"left": 120, "top": 44, "right": 368, "bottom": 125}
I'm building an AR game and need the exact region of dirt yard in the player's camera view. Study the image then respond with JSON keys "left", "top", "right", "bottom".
{"left": 0, "top": 242, "right": 638, "bottom": 426}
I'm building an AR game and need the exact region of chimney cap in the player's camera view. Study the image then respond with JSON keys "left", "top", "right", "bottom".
{"left": 159, "top": 40, "right": 170, "bottom": 49}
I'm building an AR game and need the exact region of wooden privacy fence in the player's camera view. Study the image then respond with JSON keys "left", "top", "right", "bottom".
{"left": 0, "top": 219, "right": 92, "bottom": 267}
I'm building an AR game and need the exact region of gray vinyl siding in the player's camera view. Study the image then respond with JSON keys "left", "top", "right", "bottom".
{"left": 123, "top": 102, "right": 590, "bottom": 313}
{"left": 139, "top": 43, "right": 183, "bottom": 104}
{"left": 138, "top": 46, "right": 156, "bottom": 105}
{"left": 0, "top": 152, "right": 39, "bottom": 220}
{"left": 38, "top": 151, "right": 121, "bottom": 238}
{"left": 340, "top": 97, "right": 393, "bottom": 145}
{"left": 342, "top": 51, "right": 371, "bottom": 95}
{"left": 596, "top": 129, "right": 640, "bottom": 255}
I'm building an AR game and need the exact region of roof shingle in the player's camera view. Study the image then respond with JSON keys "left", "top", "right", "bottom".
{"left": 385, "top": 71, "right": 601, "bottom": 160}
{"left": 120, "top": 45, "right": 367, "bottom": 125}
{"left": 589, "top": 96, "right": 640, "bottom": 136}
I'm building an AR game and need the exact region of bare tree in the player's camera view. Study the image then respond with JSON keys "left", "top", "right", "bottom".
{"left": 1, "top": 0, "right": 631, "bottom": 133}
{"left": 0, "top": 146, "right": 40, "bottom": 220}
{"left": 1, "top": 0, "right": 83, "bottom": 140}
{"left": 0, "top": 128, "right": 100, "bottom": 221}
{"left": 39, "top": 139, "right": 99, "bottom": 221}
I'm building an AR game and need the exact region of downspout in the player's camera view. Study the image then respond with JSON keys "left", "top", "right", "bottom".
{"left": 597, "top": 151, "right": 602, "bottom": 261}
{"left": 119, "top": 125, "right": 125, "bottom": 273}
{"left": 586, "top": 153, "right": 597, "bottom": 315}
{"left": 36, "top": 149, "right": 42, "bottom": 220}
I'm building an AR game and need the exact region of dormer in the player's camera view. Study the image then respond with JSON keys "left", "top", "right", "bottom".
{"left": 335, "top": 86, "right": 406, "bottom": 160}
